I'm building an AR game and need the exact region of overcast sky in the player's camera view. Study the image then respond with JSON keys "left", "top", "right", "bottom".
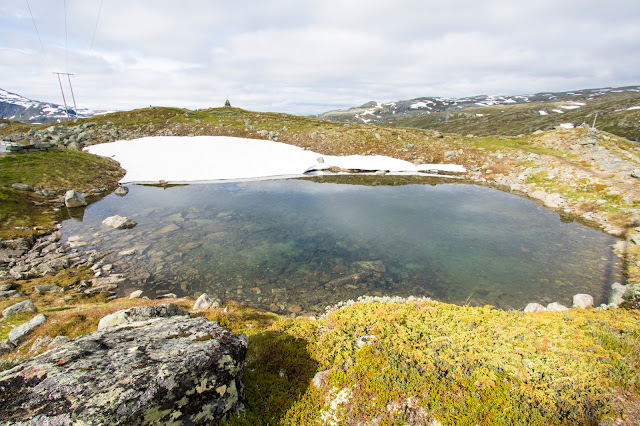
{"left": 2, "top": 0, "right": 639, "bottom": 115}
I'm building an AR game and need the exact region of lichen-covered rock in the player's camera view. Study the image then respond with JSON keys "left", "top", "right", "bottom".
{"left": 2, "top": 299, "right": 37, "bottom": 318}
{"left": 97, "top": 303, "right": 189, "bottom": 330}
{"left": 0, "top": 315, "right": 247, "bottom": 425}
{"left": 546, "top": 302, "right": 570, "bottom": 312}
{"left": 609, "top": 282, "right": 630, "bottom": 307}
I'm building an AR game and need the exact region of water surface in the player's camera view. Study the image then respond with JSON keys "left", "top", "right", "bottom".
{"left": 61, "top": 178, "right": 621, "bottom": 313}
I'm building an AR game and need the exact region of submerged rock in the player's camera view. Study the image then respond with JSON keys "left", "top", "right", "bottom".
{"left": 0, "top": 314, "right": 247, "bottom": 425}
{"left": 102, "top": 215, "right": 137, "bottom": 229}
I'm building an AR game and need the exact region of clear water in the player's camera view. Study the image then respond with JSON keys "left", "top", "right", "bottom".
{"left": 60, "top": 178, "right": 622, "bottom": 313}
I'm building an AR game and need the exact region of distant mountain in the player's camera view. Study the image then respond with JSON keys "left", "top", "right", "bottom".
{"left": 0, "top": 88, "right": 110, "bottom": 124}
{"left": 317, "top": 86, "right": 640, "bottom": 140}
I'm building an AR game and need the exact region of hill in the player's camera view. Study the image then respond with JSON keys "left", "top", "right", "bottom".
{"left": 317, "top": 86, "right": 640, "bottom": 141}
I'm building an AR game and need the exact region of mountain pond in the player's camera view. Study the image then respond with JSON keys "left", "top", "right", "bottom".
{"left": 60, "top": 177, "right": 622, "bottom": 314}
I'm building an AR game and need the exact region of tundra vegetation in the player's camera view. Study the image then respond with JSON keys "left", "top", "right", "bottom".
{"left": 1, "top": 102, "right": 640, "bottom": 424}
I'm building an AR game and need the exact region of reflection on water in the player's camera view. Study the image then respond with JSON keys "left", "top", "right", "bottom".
{"left": 60, "top": 178, "right": 622, "bottom": 313}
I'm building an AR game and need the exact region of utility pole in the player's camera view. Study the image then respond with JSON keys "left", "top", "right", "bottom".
{"left": 53, "top": 72, "right": 76, "bottom": 121}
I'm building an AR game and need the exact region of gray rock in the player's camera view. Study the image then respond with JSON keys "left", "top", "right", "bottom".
{"left": 129, "top": 290, "right": 143, "bottom": 299}
{"left": 193, "top": 293, "right": 221, "bottom": 310}
{"left": 573, "top": 293, "right": 594, "bottom": 309}
{"left": 64, "top": 190, "right": 87, "bottom": 208}
{"left": 33, "top": 284, "right": 64, "bottom": 294}
{"left": 0, "top": 315, "right": 247, "bottom": 424}
{"left": 97, "top": 303, "right": 189, "bottom": 330}
{"left": 0, "top": 283, "right": 13, "bottom": 291}
{"left": 0, "top": 291, "right": 17, "bottom": 298}
{"left": 524, "top": 302, "right": 547, "bottom": 313}
{"left": 631, "top": 169, "right": 640, "bottom": 179}
{"left": 546, "top": 302, "right": 570, "bottom": 312}
{"left": 67, "top": 141, "right": 83, "bottom": 151}
{"left": 102, "top": 215, "right": 137, "bottom": 229}
{"left": 8, "top": 313, "right": 46, "bottom": 346}
{"left": 2, "top": 300, "right": 38, "bottom": 319}
{"left": 11, "top": 183, "right": 31, "bottom": 191}
{"left": 609, "top": 282, "right": 629, "bottom": 307}
{"left": 355, "top": 334, "right": 378, "bottom": 349}
{"left": 114, "top": 186, "right": 129, "bottom": 196}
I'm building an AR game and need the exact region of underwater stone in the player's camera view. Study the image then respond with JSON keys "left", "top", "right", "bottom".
{"left": 102, "top": 215, "right": 137, "bottom": 229}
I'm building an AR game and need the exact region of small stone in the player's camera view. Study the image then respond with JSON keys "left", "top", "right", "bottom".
{"left": 114, "top": 186, "right": 129, "bottom": 196}
{"left": 118, "top": 248, "right": 137, "bottom": 256}
{"left": 312, "top": 370, "right": 331, "bottom": 388}
{"left": 102, "top": 215, "right": 137, "bottom": 229}
{"left": 546, "top": 302, "right": 570, "bottom": 312}
{"left": 631, "top": 169, "right": 640, "bottom": 179}
{"left": 2, "top": 299, "right": 38, "bottom": 318}
{"left": 573, "top": 294, "right": 594, "bottom": 309}
{"left": 355, "top": 334, "right": 378, "bottom": 349}
{"left": 64, "top": 190, "right": 87, "bottom": 208}
{"left": 193, "top": 293, "right": 221, "bottom": 310}
{"left": 524, "top": 302, "right": 547, "bottom": 313}
{"left": 12, "top": 183, "right": 31, "bottom": 191}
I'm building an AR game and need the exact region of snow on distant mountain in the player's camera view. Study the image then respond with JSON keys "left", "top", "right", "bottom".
{"left": 317, "top": 86, "right": 640, "bottom": 125}
{"left": 0, "top": 88, "right": 111, "bottom": 124}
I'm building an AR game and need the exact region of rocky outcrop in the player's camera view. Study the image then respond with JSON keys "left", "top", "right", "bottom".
{"left": 97, "top": 303, "right": 189, "bottom": 330}
{"left": 0, "top": 307, "right": 247, "bottom": 425}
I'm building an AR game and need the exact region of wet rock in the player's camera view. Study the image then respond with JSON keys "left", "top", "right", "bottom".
{"left": 97, "top": 303, "right": 189, "bottom": 330}
{"left": 2, "top": 300, "right": 38, "bottom": 318}
{"left": 573, "top": 294, "right": 594, "bottom": 309}
{"left": 0, "top": 315, "right": 247, "bottom": 425}
{"left": 64, "top": 190, "right": 87, "bottom": 208}
{"left": 102, "top": 215, "right": 137, "bottom": 229}
{"left": 524, "top": 302, "right": 547, "bottom": 313}
{"left": 193, "top": 293, "right": 221, "bottom": 310}
{"left": 8, "top": 313, "right": 46, "bottom": 346}
{"left": 546, "top": 302, "right": 570, "bottom": 312}
{"left": 114, "top": 186, "right": 129, "bottom": 196}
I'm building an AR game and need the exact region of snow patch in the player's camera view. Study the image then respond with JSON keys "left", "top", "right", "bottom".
{"left": 560, "top": 105, "right": 581, "bottom": 110}
{"left": 85, "top": 136, "right": 465, "bottom": 183}
{"left": 559, "top": 123, "right": 575, "bottom": 129}
{"left": 538, "top": 110, "right": 549, "bottom": 116}
{"left": 627, "top": 106, "right": 640, "bottom": 110}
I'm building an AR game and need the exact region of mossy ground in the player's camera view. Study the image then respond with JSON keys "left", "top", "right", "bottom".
{"left": 0, "top": 149, "right": 125, "bottom": 238}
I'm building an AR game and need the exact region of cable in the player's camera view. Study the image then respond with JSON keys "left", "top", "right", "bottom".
{"left": 90, "top": 0, "right": 104, "bottom": 49}
{"left": 64, "top": 0, "right": 68, "bottom": 73}
{"left": 24, "top": 0, "right": 50, "bottom": 68}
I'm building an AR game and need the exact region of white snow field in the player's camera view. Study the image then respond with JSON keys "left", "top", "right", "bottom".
{"left": 85, "top": 136, "right": 465, "bottom": 183}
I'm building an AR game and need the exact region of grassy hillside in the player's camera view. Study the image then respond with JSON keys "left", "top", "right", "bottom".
{"left": 392, "top": 91, "right": 640, "bottom": 140}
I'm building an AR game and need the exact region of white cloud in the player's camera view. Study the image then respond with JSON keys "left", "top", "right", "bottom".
{"left": 1, "top": 0, "right": 639, "bottom": 115}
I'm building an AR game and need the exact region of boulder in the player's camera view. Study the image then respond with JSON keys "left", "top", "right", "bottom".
{"left": 102, "top": 215, "right": 137, "bottom": 229}
{"left": 546, "top": 302, "right": 570, "bottom": 312}
{"left": 2, "top": 300, "right": 38, "bottom": 319}
{"left": 97, "top": 303, "right": 189, "bottom": 330}
{"left": 193, "top": 293, "right": 221, "bottom": 310}
{"left": 8, "top": 313, "right": 46, "bottom": 346}
{"left": 128, "top": 290, "right": 143, "bottom": 299}
{"left": 33, "top": 284, "right": 64, "bottom": 294}
{"left": 0, "top": 315, "right": 247, "bottom": 425}
{"left": 523, "top": 302, "right": 547, "bottom": 313}
{"left": 573, "top": 294, "right": 594, "bottom": 309}
{"left": 64, "top": 190, "right": 87, "bottom": 208}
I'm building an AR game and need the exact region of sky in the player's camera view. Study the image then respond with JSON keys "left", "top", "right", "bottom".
{"left": 1, "top": 0, "right": 640, "bottom": 115}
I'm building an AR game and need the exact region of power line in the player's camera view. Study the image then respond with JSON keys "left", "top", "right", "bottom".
{"left": 24, "top": 0, "right": 50, "bottom": 68}
{"left": 90, "top": 0, "right": 104, "bottom": 49}
{"left": 64, "top": 0, "right": 68, "bottom": 73}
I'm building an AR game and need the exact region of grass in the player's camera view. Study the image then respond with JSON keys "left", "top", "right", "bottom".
{"left": 0, "top": 149, "right": 124, "bottom": 238}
